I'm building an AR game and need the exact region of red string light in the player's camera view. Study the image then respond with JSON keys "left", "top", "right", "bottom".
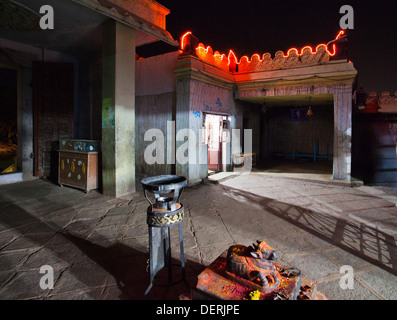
{"left": 180, "top": 30, "right": 346, "bottom": 68}
{"left": 180, "top": 31, "right": 192, "bottom": 51}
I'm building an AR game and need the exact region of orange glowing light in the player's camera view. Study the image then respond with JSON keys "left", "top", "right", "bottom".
{"left": 214, "top": 51, "right": 226, "bottom": 61}
{"left": 336, "top": 30, "right": 345, "bottom": 40}
{"left": 327, "top": 30, "right": 345, "bottom": 56}
{"left": 196, "top": 44, "right": 212, "bottom": 54}
{"left": 180, "top": 30, "right": 346, "bottom": 71}
{"left": 281, "top": 30, "right": 346, "bottom": 58}
{"left": 180, "top": 31, "right": 192, "bottom": 51}
{"left": 227, "top": 50, "right": 238, "bottom": 66}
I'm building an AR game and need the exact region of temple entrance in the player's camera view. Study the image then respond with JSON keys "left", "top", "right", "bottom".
{"left": 252, "top": 94, "right": 335, "bottom": 178}
{"left": 0, "top": 67, "right": 18, "bottom": 174}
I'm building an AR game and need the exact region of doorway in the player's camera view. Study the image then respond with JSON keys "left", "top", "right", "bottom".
{"left": 33, "top": 61, "right": 74, "bottom": 180}
{"left": 0, "top": 67, "right": 18, "bottom": 174}
{"left": 204, "top": 113, "right": 230, "bottom": 173}
{"left": 261, "top": 104, "right": 334, "bottom": 175}
{"left": 205, "top": 114, "right": 222, "bottom": 172}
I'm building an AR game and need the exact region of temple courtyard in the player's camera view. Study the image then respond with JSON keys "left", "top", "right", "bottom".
{"left": 1, "top": 167, "right": 397, "bottom": 300}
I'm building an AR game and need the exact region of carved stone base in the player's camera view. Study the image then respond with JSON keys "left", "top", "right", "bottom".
{"left": 182, "top": 250, "right": 326, "bottom": 300}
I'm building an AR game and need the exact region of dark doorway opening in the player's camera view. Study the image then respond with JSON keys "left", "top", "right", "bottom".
{"left": 260, "top": 104, "right": 334, "bottom": 175}
{"left": 0, "top": 67, "right": 18, "bottom": 174}
{"left": 33, "top": 61, "right": 74, "bottom": 181}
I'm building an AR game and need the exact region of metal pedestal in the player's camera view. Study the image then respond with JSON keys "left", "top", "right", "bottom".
{"left": 140, "top": 175, "right": 188, "bottom": 298}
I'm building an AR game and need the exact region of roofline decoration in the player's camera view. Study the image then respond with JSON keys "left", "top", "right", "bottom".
{"left": 179, "top": 30, "right": 348, "bottom": 73}
{"left": 365, "top": 91, "right": 397, "bottom": 113}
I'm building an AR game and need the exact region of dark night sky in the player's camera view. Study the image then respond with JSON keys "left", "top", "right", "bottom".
{"left": 158, "top": 0, "right": 397, "bottom": 94}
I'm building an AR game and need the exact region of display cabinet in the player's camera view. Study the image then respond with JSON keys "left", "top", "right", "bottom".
{"left": 58, "top": 139, "right": 101, "bottom": 193}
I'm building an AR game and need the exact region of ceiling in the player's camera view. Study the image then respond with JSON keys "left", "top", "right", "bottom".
{"left": 0, "top": 0, "right": 175, "bottom": 58}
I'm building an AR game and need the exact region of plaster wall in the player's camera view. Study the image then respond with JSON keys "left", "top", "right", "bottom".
{"left": 135, "top": 51, "right": 179, "bottom": 179}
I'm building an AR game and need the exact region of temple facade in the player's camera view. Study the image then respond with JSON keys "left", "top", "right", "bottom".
{"left": 136, "top": 30, "right": 357, "bottom": 185}
{"left": 0, "top": 0, "right": 370, "bottom": 196}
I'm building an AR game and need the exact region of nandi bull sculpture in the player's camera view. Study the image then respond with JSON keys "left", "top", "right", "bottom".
{"left": 226, "top": 240, "right": 280, "bottom": 293}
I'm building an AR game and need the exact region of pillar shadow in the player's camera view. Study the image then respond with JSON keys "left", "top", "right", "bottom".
{"left": 218, "top": 184, "right": 397, "bottom": 276}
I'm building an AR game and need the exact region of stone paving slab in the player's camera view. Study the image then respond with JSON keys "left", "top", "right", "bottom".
{"left": 0, "top": 175, "right": 397, "bottom": 300}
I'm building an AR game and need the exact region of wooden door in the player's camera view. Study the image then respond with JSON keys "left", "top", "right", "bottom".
{"left": 33, "top": 62, "right": 74, "bottom": 179}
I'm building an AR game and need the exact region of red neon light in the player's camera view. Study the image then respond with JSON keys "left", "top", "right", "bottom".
{"left": 180, "top": 31, "right": 192, "bottom": 51}
{"left": 182, "top": 30, "right": 345, "bottom": 69}
{"left": 196, "top": 44, "right": 211, "bottom": 54}
{"left": 282, "top": 30, "right": 345, "bottom": 58}
{"left": 214, "top": 51, "right": 226, "bottom": 61}
{"left": 227, "top": 50, "right": 238, "bottom": 66}
{"left": 336, "top": 30, "right": 345, "bottom": 40}
{"left": 327, "top": 30, "right": 345, "bottom": 56}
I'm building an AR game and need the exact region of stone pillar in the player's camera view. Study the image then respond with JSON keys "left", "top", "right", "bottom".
{"left": 175, "top": 79, "right": 191, "bottom": 181}
{"left": 333, "top": 84, "right": 353, "bottom": 181}
{"left": 102, "top": 20, "right": 136, "bottom": 198}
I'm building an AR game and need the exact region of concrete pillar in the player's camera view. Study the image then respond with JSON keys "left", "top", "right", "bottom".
{"left": 333, "top": 84, "right": 353, "bottom": 181}
{"left": 175, "top": 79, "right": 205, "bottom": 185}
{"left": 175, "top": 79, "right": 191, "bottom": 181}
{"left": 102, "top": 20, "right": 136, "bottom": 198}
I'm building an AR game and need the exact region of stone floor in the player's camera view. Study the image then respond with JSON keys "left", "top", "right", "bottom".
{"left": 1, "top": 168, "right": 397, "bottom": 300}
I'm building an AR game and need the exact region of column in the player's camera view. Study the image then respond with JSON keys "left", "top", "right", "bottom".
{"left": 333, "top": 83, "right": 353, "bottom": 181}
{"left": 102, "top": 20, "right": 136, "bottom": 197}
{"left": 175, "top": 79, "right": 190, "bottom": 180}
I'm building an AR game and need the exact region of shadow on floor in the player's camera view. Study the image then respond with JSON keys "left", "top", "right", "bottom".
{"left": 1, "top": 177, "right": 397, "bottom": 299}
{"left": 61, "top": 232, "right": 204, "bottom": 300}
{"left": 0, "top": 186, "right": 204, "bottom": 300}
{"left": 219, "top": 184, "right": 397, "bottom": 276}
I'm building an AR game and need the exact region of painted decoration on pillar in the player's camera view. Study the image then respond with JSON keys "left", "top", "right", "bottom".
{"left": 203, "top": 98, "right": 223, "bottom": 113}
{"left": 192, "top": 111, "right": 201, "bottom": 118}
{"left": 102, "top": 98, "right": 115, "bottom": 129}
